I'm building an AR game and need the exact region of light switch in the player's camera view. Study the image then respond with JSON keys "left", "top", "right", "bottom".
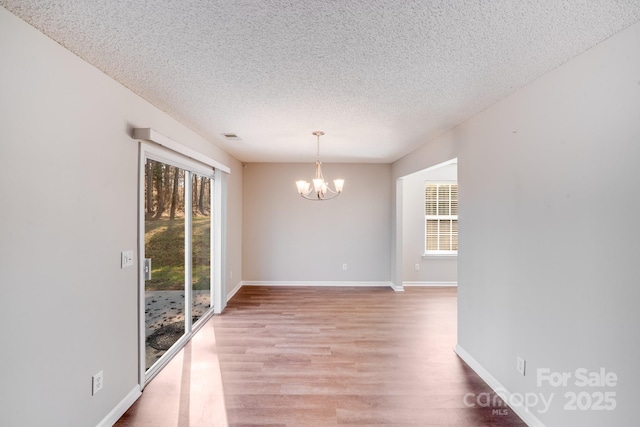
{"left": 121, "top": 250, "right": 134, "bottom": 268}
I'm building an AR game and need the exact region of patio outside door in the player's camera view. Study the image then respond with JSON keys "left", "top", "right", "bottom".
{"left": 142, "top": 155, "right": 214, "bottom": 382}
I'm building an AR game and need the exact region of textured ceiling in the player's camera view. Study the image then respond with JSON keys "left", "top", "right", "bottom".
{"left": 2, "top": 1, "right": 640, "bottom": 163}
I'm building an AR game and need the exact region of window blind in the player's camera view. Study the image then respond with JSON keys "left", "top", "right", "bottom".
{"left": 425, "top": 183, "right": 458, "bottom": 253}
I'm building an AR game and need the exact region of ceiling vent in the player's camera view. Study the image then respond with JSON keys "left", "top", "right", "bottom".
{"left": 221, "top": 133, "right": 240, "bottom": 141}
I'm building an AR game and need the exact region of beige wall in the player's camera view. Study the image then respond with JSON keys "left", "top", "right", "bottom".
{"left": 242, "top": 162, "right": 392, "bottom": 283}
{"left": 392, "top": 19, "right": 640, "bottom": 427}
{"left": 0, "top": 7, "right": 242, "bottom": 426}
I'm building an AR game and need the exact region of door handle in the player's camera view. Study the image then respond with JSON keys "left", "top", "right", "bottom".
{"left": 144, "top": 258, "right": 152, "bottom": 280}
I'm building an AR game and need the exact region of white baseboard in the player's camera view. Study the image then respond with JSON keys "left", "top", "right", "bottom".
{"left": 403, "top": 281, "right": 457, "bottom": 287}
{"left": 241, "top": 281, "right": 393, "bottom": 288}
{"left": 226, "top": 280, "right": 243, "bottom": 301}
{"left": 455, "top": 344, "right": 546, "bottom": 427}
{"left": 96, "top": 385, "right": 141, "bottom": 427}
{"left": 390, "top": 283, "right": 405, "bottom": 292}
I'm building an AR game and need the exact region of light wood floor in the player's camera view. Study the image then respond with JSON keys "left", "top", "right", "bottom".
{"left": 116, "top": 286, "right": 527, "bottom": 426}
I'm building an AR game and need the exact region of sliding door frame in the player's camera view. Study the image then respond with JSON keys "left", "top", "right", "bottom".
{"left": 137, "top": 140, "right": 222, "bottom": 388}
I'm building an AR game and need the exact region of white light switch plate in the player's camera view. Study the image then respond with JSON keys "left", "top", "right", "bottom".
{"left": 121, "top": 250, "right": 134, "bottom": 268}
{"left": 516, "top": 356, "right": 526, "bottom": 376}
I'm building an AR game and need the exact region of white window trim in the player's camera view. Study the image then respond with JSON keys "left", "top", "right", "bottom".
{"left": 422, "top": 252, "right": 457, "bottom": 258}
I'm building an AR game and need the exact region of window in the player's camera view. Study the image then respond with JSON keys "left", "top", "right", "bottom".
{"left": 425, "top": 182, "right": 458, "bottom": 255}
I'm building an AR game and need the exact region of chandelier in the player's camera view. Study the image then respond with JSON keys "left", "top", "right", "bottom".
{"left": 295, "top": 131, "right": 344, "bottom": 201}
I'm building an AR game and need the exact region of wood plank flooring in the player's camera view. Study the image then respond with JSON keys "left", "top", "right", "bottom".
{"left": 116, "top": 286, "right": 527, "bottom": 426}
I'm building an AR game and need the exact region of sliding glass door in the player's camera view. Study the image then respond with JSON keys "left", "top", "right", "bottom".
{"left": 141, "top": 153, "right": 215, "bottom": 381}
{"left": 191, "top": 173, "right": 212, "bottom": 324}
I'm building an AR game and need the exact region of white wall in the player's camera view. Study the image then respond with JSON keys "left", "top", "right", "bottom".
{"left": 402, "top": 163, "right": 457, "bottom": 284}
{"left": 0, "top": 7, "right": 242, "bottom": 426}
{"left": 225, "top": 161, "right": 243, "bottom": 295}
{"left": 393, "top": 20, "right": 640, "bottom": 427}
{"left": 243, "top": 163, "right": 391, "bottom": 283}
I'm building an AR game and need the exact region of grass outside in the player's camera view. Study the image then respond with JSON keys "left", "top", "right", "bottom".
{"left": 145, "top": 216, "right": 211, "bottom": 291}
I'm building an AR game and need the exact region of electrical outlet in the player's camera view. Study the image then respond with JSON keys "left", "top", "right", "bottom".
{"left": 121, "top": 250, "right": 134, "bottom": 268}
{"left": 230, "top": 270, "right": 233, "bottom": 279}
{"left": 516, "top": 356, "right": 526, "bottom": 376}
{"left": 92, "top": 370, "right": 104, "bottom": 395}
{"left": 415, "top": 264, "right": 420, "bottom": 271}
{"left": 342, "top": 263, "right": 348, "bottom": 271}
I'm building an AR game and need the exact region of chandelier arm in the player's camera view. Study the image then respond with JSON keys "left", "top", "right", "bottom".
{"left": 318, "top": 191, "right": 340, "bottom": 200}
{"left": 297, "top": 186, "right": 341, "bottom": 200}
{"left": 299, "top": 195, "right": 338, "bottom": 201}
{"left": 299, "top": 193, "right": 330, "bottom": 201}
{"left": 323, "top": 187, "right": 338, "bottom": 195}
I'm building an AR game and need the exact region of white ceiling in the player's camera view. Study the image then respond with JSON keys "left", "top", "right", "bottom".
{"left": 2, "top": 1, "right": 640, "bottom": 163}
